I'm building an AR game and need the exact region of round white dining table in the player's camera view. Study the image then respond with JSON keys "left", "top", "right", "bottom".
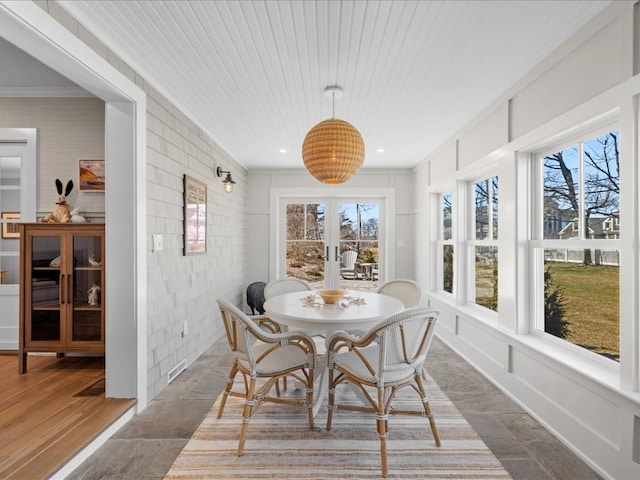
{"left": 263, "top": 290, "right": 404, "bottom": 417}
{"left": 263, "top": 290, "right": 404, "bottom": 336}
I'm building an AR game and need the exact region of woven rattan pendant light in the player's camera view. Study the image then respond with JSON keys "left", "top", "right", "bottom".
{"left": 302, "top": 86, "right": 365, "bottom": 184}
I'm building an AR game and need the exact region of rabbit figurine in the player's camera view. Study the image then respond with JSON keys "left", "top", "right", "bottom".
{"left": 70, "top": 207, "right": 87, "bottom": 223}
{"left": 87, "top": 283, "right": 101, "bottom": 306}
{"left": 41, "top": 179, "right": 73, "bottom": 223}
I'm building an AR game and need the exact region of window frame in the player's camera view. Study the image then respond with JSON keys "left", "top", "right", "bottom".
{"left": 436, "top": 191, "right": 455, "bottom": 296}
{"left": 529, "top": 122, "right": 620, "bottom": 366}
{"left": 466, "top": 174, "right": 499, "bottom": 315}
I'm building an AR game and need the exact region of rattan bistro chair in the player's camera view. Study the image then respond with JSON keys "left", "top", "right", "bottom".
{"left": 217, "top": 298, "right": 317, "bottom": 456}
{"left": 263, "top": 277, "right": 312, "bottom": 298}
{"left": 375, "top": 279, "right": 423, "bottom": 308}
{"left": 326, "top": 307, "right": 440, "bottom": 477}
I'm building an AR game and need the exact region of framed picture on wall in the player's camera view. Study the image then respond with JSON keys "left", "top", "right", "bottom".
{"left": 183, "top": 175, "right": 207, "bottom": 255}
{"left": 1, "top": 212, "right": 20, "bottom": 239}
{"left": 79, "top": 158, "right": 105, "bottom": 192}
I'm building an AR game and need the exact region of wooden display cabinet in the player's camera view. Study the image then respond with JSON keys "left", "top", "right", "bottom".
{"left": 18, "top": 223, "right": 105, "bottom": 373}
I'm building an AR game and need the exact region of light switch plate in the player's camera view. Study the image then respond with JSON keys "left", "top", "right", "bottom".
{"left": 152, "top": 234, "right": 163, "bottom": 252}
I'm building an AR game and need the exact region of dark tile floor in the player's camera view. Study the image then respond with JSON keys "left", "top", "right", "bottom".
{"left": 66, "top": 337, "right": 602, "bottom": 480}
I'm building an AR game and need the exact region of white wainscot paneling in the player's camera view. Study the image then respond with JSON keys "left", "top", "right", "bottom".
{"left": 458, "top": 104, "right": 508, "bottom": 169}
{"left": 511, "top": 346, "right": 620, "bottom": 449}
{"left": 393, "top": 173, "right": 414, "bottom": 213}
{"left": 434, "top": 309, "right": 457, "bottom": 336}
{"left": 247, "top": 213, "right": 270, "bottom": 282}
{"left": 457, "top": 316, "right": 506, "bottom": 371}
{"left": 428, "top": 143, "right": 457, "bottom": 183}
{"left": 247, "top": 173, "right": 272, "bottom": 214}
{"left": 510, "top": 17, "right": 621, "bottom": 139}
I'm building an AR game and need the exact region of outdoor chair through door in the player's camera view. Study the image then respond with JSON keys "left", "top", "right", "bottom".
{"left": 340, "top": 250, "right": 358, "bottom": 279}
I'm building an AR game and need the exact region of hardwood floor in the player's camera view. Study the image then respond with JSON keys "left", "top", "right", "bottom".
{"left": 0, "top": 353, "right": 136, "bottom": 479}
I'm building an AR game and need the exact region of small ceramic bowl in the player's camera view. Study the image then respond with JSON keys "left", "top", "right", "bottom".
{"left": 318, "top": 289, "right": 344, "bottom": 305}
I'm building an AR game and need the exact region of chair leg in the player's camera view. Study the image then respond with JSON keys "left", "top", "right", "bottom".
{"left": 416, "top": 374, "right": 441, "bottom": 446}
{"left": 326, "top": 367, "right": 335, "bottom": 431}
{"left": 376, "top": 387, "right": 389, "bottom": 477}
{"left": 306, "top": 367, "right": 314, "bottom": 429}
{"left": 217, "top": 362, "right": 239, "bottom": 418}
{"left": 237, "top": 376, "right": 257, "bottom": 456}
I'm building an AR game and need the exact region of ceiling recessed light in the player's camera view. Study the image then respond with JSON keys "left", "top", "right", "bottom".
{"left": 279, "top": 149, "right": 287, "bottom": 153}
{"left": 376, "top": 148, "right": 384, "bottom": 153}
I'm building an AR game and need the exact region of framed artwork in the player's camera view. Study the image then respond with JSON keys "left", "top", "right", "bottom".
{"left": 1, "top": 212, "right": 20, "bottom": 239}
{"left": 79, "top": 159, "right": 105, "bottom": 192}
{"left": 183, "top": 175, "right": 207, "bottom": 255}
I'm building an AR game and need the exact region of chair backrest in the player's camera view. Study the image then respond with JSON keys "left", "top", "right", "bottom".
{"left": 370, "top": 307, "right": 438, "bottom": 382}
{"left": 341, "top": 250, "right": 358, "bottom": 268}
{"left": 375, "top": 279, "right": 423, "bottom": 308}
{"left": 264, "top": 277, "right": 311, "bottom": 299}
{"left": 218, "top": 297, "right": 273, "bottom": 365}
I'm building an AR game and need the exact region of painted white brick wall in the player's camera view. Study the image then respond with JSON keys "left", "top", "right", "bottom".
{"left": 144, "top": 83, "right": 246, "bottom": 398}
{"left": 39, "top": 1, "right": 248, "bottom": 401}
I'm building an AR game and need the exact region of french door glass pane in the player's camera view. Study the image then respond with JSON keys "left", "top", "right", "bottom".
{"left": 285, "top": 203, "right": 325, "bottom": 287}
{"left": 338, "top": 203, "right": 379, "bottom": 291}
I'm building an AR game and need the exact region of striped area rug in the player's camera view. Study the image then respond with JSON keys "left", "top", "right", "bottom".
{"left": 165, "top": 373, "right": 511, "bottom": 479}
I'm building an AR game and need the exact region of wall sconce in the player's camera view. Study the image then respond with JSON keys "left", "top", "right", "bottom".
{"left": 216, "top": 166, "right": 236, "bottom": 193}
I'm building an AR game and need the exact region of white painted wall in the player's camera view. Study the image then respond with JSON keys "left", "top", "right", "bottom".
{"left": 416, "top": 2, "right": 640, "bottom": 478}
{"left": 0, "top": 97, "right": 105, "bottom": 216}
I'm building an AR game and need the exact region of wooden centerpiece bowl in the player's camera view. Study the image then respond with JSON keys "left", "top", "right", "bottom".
{"left": 318, "top": 289, "right": 344, "bottom": 305}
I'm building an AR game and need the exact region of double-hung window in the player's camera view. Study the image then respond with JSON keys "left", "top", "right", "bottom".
{"left": 532, "top": 127, "right": 620, "bottom": 361}
{"left": 469, "top": 176, "right": 498, "bottom": 312}
{"left": 437, "top": 193, "right": 454, "bottom": 295}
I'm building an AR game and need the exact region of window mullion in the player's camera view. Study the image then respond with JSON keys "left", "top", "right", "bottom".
{"left": 578, "top": 141, "right": 586, "bottom": 240}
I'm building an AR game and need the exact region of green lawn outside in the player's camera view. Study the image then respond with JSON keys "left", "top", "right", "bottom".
{"left": 545, "top": 262, "right": 619, "bottom": 360}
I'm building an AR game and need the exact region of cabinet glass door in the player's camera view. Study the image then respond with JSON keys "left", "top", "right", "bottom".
{"left": 30, "top": 236, "right": 62, "bottom": 342}
{"left": 71, "top": 234, "right": 103, "bottom": 342}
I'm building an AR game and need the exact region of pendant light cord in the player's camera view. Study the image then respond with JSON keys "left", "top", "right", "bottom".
{"left": 332, "top": 91, "right": 336, "bottom": 119}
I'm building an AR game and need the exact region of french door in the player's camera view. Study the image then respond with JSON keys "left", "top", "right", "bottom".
{"left": 278, "top": 195, "right": 386, "bottom": 292}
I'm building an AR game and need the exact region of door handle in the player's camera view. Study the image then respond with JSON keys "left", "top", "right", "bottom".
{"left": 59, "top": 274, "right": 65, "bottom": 305}
{"left": 323, "top": 246, "right": 329, "bottom": 261}
{"left": 335, "top": 246, "right": 339, "bottom": 262}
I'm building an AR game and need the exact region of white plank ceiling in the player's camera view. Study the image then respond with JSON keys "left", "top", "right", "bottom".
{"left": 58, "top": 0, "right": 611, "bottom": 170}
